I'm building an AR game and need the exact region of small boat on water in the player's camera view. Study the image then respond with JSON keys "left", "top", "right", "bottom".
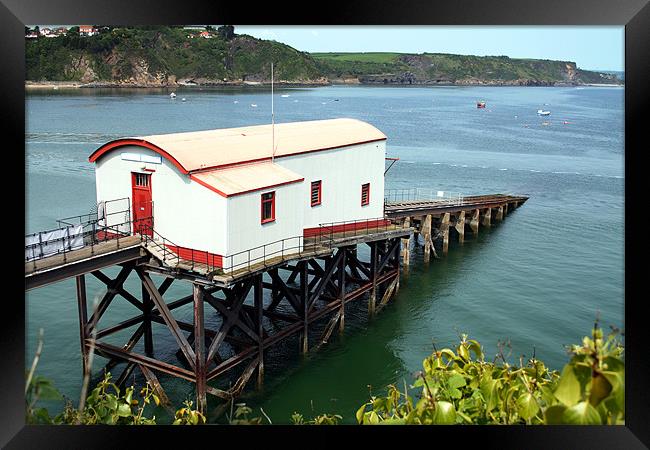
{"left": 281, "top": 94, "right": 290, "bottom": 98}
{"left": 477, "top": 101, "right": 486, "bottom": 108}
{"left": 537, "top": 109, "right": 551, "bottom": 116}
{"left": 170, "top": 92, "right": 176, "bottom": 98}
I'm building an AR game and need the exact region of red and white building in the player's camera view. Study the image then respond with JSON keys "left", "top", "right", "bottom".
{"left": 79, "top": 25, "right": 98, "bottom": 36}
{"left": 89, "top": 118, "right": 388, "bottom": 270}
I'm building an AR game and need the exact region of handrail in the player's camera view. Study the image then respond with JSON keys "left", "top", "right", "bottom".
{"left": 384, "top": 188, "right": 464, "bottom": 205}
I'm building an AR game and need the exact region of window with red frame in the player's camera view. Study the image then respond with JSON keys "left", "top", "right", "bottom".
{"left": 261, "top": 192, "right": 275, "bottom": 223}
{"left": 310, "top": 180, "right": 322, "bottom": 206}
{"left": 361, "top": 183, "right": 370, "bottom": 206}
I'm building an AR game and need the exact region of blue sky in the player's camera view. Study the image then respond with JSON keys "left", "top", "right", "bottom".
{"left": 236, "top": 26, "right": 624, "bottom": 71}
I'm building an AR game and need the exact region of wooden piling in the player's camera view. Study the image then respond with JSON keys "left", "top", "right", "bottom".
{"left": 75, "top": 275, "right": 88, "bottom": 376}
{"left": 193, "top": 284, "right": 207, "bottom": 414}
{"left": 470, "top": 209, "right": 480, "bottom": 235}
{"left": 454, "top": 211, "right": 465, "bottom": 244}
{"left": 369, "top": 242, "right": 378, "bottom": 316}
{"left": 254, "top": 274, "right": 264, "bottom": 389}
{"left": 422, "top": 214, "right": 433, "bottom": 262}
{"left": 338, "top": 249, "right": 346, "bottom": 334}
{"left": 495, "top": 206, "right": 503, "bottom": 221}
{"left": 299, "top": 261, "right": 309, "bottom": 354}
{"left": 441, "top": 213, "right": 451, "bottom": 256}
{"left": 481, "top": 208, "right": 491, "bottom": 227}
{"left": 401, "top": 217, "right": 411, "bottom": 266}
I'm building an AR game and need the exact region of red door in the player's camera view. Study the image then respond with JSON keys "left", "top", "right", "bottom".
{"left": 131, "top": 172, "right": 153, "bottom": 237}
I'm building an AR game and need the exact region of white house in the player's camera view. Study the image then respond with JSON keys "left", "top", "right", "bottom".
{"left": 88, "top": 118, "right": 387, "bottom": 270}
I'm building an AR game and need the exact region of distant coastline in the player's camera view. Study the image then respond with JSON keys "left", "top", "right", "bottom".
{"left": 25, "top": 80, "right": 624, "bottom": 89}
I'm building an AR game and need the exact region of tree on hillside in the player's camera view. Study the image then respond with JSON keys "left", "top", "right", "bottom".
{"left": 217, "top": 25, "right": 235, "bottom": 41}
{"left": 67, "top": 26, "right": 80, "bottom": 36}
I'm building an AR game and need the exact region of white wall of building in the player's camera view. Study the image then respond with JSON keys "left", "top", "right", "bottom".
{"left": 274, "top": 141, "right": 386, "bottom": 228}
{"left": 94, "top": 146, "right": 228, "bottom": 256}
{"left": 225, "top": 182, "right": 305, "bottom": 270}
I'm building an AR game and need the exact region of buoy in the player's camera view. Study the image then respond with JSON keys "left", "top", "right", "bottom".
{"left": 233, "top": 100, "right": 239, "bottom": 104}
{"left": 181, "top": 98, "right": 186, "bottom": 102}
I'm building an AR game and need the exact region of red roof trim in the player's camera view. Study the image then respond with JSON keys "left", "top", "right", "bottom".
{"left": 88, "top": 139, "right": 190, "bottom": 174}
{"left": 89, "top": 136, "right": 386, "bottom": 176}
{"left": 190, "top": 174, "right": 305, "bottom": 198}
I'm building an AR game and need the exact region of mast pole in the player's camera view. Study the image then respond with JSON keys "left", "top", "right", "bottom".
{"left": 271, "top": 62, "right": 275, "bottom": 162}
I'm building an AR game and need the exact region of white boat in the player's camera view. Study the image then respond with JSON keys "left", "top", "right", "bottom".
{"left": 281, "top": 94, "right": 290, "bottom": 98}
{"left": 251, "top": 104, "right": 258, "bottom": 107}
{"left": 537, "top": 109, "right": 551, "bottom": 116}
{"left": 170, "top": 92, "right": 176, "bottom": 98}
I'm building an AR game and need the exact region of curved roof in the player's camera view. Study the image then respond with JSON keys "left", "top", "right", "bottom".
{"left": 89, "top": 118, "right": 387, "bottom": 173}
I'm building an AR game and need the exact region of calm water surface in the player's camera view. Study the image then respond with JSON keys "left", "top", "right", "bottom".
{"left": 25, "top": 85, "right": 624, "bottom": 423}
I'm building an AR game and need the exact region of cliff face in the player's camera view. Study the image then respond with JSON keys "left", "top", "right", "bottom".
{"left": 314, "top": 53, "right": 623, "bottom": 86}
{"left": 26, "top": 27, "right": 326, "bottom": 87}
{"left": 26, "top": 28, "right": 623, "bottom": 87}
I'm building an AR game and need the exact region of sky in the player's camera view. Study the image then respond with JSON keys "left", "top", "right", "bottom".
{"left": 235, "top": 26, "right": 624, "bottom": 71}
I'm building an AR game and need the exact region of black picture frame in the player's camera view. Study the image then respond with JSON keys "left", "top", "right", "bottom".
{"left": 3, "top": 0, "right": 648, "bottom": 447}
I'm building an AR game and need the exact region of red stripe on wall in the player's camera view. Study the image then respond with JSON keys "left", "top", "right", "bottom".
{"left": 165, "top": 244, "right": 223, "bottom": 268}
{"left": 303, "top": 219, "right": 391, "bottom": 238}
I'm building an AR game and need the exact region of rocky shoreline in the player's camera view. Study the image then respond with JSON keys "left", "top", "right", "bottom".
{"left": 25, "top": 78, "right": 624, "bottom": 89}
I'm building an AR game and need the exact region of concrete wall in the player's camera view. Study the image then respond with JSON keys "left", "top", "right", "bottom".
{"left": 94, "top": 146, "right": 228, "bottom": 256}
{"left": 275, "top": 141, "right": 386, "bottom": 228}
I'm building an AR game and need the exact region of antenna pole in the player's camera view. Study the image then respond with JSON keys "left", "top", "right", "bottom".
{"left": 271, "top": 62, "right": 275, "bottom": 162}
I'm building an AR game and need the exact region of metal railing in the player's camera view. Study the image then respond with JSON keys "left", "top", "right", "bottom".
{"left": 25, "top": 198, "right": 140, "bottom": 270}
{"left": 384, "top": 188, "right": 464, "bottom": 206}
{"left": 315, "top": 217, "right": 394, "bottom": 245}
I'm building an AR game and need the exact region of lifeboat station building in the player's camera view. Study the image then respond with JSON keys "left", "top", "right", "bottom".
{"left": 88, "top": 118, "right": 388, "bottom": 273}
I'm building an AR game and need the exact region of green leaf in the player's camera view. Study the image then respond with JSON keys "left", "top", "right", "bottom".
{"left": 116, "top": 403, "right": 132, "bottom": 417}
{"left": 516, "top": 392, "right": 539, "bottom": 420}
{"left": 448, "top": 374, "right": 466, "bottom": 389}
{"left": 480, "top": 376, "right": 498, "bottom": 412}
{"left": 588, "top": 373, "right": 612, "bottom": 406}
{"left": 355, "top": 404, "right": 367, "bottom": 424}
{"left": 432, "top": 401, "right": 456, "bottom": 425}
{"left": 544, "top": 404, "right": 567, "bottom": 424}
{"left": 553, "top": 365, "right": 581, "bottom": 406}
{"left": 562, "top": 401, "right": 602, "bottom": 425}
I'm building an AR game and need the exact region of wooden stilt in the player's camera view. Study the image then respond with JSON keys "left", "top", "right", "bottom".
{"left": 495, "top": 206, "right": 503, "bottom": 221}
{"left": 299, "top": 261, "right": 309, "bottom": 354}
{"left": 441, "top": 213, "right": 450, "bottom": 256}
{"left": 422, "top": 214, "right": 432, "bottom": 262}
{"left": 454, "top": 211, "right": 465, "bottom": 244}
{"left": 338, "top": 249, "right": 346, "bottom": 334}
{"left": 470, "top": 209, "right": 480, "bottom": 235}
{"left": 504, "top": 202, "right": 509, "bottom": 216}
{"left": 76, "top": 275, "right": 88, "bottom": 376}
{"left": 193, "top": 284, "right": 207, "bottom": 414}
{"left": 481, "top": 207, "right": 492, "bottom": 227}
{"left": 401, "top": 217, "right": 411, "bottom": 266}
{"left": 369, "top": 242, "right": 377, "bottom": 316}
{"left": 254, "top": 274, "right": 264, "bottom": 389}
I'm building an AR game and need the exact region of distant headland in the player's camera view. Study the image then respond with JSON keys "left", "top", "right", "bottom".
{"left": 25, "top": 26, "right": 624, "bottom": 88}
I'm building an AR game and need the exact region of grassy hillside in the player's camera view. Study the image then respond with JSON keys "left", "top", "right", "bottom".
{"left": 25, "top": 29, "right": 622, "bottom": 86}
{"left": 313, "top": 52, "right": 622, "bottom": 85}
{"left": 26, "top": 26, "right": 325, "bottom": 85}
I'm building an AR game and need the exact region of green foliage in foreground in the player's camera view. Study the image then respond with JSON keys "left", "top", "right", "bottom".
{"left": 26, "top": 323, "right": 623, "bottom": 425}
{"left": 355, "top": 323, "right": 624, "bottom": 425}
